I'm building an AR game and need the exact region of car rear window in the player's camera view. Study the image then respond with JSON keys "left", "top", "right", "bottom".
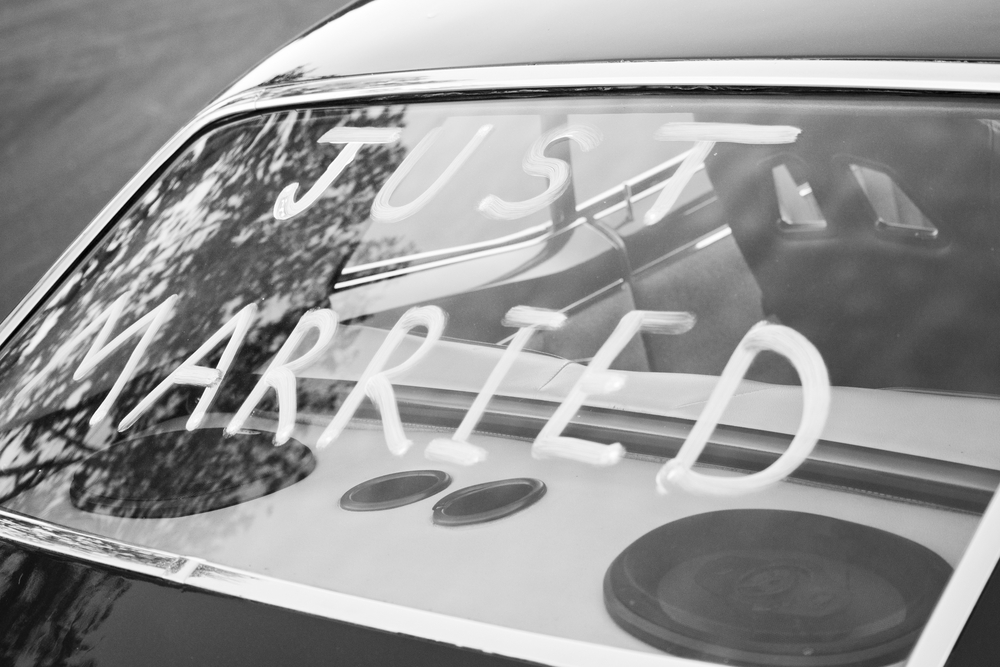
{"left": 1, "top": 95, "right": 999, "bottom": 666}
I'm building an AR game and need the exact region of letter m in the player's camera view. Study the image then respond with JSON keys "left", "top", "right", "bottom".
{"left": 71, "top": 293, "right": 178, "bottom": 426}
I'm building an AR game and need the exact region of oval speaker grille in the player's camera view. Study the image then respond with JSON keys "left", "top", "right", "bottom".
{"left": 432, "top": 478, "right": 545, "bottom": 526}
{"left": 340, "top": 470, "right": 451, "bottom": 511}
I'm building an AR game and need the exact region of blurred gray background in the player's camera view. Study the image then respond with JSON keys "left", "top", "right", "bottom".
{"left": 0, "top": 0, "right": 350, "bottom": 321}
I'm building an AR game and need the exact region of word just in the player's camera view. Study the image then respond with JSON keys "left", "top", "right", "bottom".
{"left": 273, "top": 121, "right": 801, "bottom": 226}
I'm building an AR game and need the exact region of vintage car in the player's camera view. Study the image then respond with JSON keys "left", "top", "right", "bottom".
{"left": 2, "top": 0, "right": 1000, "bottom": 664}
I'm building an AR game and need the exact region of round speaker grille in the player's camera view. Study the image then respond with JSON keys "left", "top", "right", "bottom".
{"left": 604, "top": 509, "right": 952, "bottom": 667}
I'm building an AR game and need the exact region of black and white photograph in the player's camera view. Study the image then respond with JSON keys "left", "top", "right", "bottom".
{"left": 2, "top": 1, "right": 1000, "bottom": 665}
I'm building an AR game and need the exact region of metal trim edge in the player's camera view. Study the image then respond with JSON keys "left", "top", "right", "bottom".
{"left": 0, "top": 508, "right": 697, "bottom": 667}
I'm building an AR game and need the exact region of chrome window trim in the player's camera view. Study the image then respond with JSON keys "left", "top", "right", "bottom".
{"left": 246, "top": 59, "right": 1000, "bottom": 110}
{"left": 339, "top": 219, "right": 553, "bottom": 278}
{"left": 1, "top": 58, "right": 1000, "bottom": 666}
{"left": 0, "top": 507, "right": 695, "bottom": 667}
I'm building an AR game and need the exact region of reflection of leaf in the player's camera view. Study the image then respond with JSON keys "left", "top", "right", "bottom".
{"left": 70, "top": 428, "right": 316, "bottom": 519}
{"left": 350, "top": 236, "right": 421, "bottom": 266}
{"left": 333, "top": 235, "right": 423, "bottom": 286}
{"left": 0, "top": 398, "right": 107, "bottom": 504}
{"left": 0, "top": 106, "right": 416, "bottom": 503}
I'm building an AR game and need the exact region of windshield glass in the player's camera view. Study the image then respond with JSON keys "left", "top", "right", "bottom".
{"left": 1, "top": 95, "right": 998, "bottom": 667}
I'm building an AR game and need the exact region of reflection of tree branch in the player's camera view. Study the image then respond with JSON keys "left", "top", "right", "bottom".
{"left": 0, "top": 457, "right": 84, "bottom": 478}
{"left": 0, "top": 406, "right": 102, "bottom": 503}
{"left": 0, "top": 474, "right": 50, "bottom": 505}
{"left": 42, "top": 421, "right": 101, "bottom": 454}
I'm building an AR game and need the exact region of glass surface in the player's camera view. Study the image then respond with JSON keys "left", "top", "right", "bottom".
{"left": 1, "top": 95, "right": 999, "bottom": 666}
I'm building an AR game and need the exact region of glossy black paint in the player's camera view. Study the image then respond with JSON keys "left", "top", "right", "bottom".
{"left": 0, "top": 538, "right": 539, "bottom": 667}
{"left": 945, "top": 555, "right": 1000, "bottom": 666}
{"left": 224, "top": 0, "right": 1000, "bottom": 98}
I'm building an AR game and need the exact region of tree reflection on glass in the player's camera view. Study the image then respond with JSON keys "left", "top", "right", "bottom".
{"left": 0, "top": 106, "right": 408, "bottom": 506}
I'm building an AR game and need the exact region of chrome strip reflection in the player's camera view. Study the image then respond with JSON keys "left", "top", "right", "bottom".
{"left": 248, "top": 60, "right": 1000, "bottom": 110}
{"left": 633, "top": 222, "right": 728, "bottom": 276}
{"left": 559, "top": 278, "right": 626, "bottom": 317}
{"left": 337, "top": 145, "right": 699, "bottom": 289}
{"left": 0, "top": 508, "right": 178, "bottom": 575}
{"left": 578, "top": 149, "right": 697, "bottom": 222}
{"left": 332, "top": 217, "right": 584, "bottom": 290}
{"left": 341, "top": 220, "right": 553, "bottom": 276}
{"left": 693, "top": 226, "right": 732, "bottom": 250}
{"left": 577, "top": 149, "right": 692, "bottom": 211}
